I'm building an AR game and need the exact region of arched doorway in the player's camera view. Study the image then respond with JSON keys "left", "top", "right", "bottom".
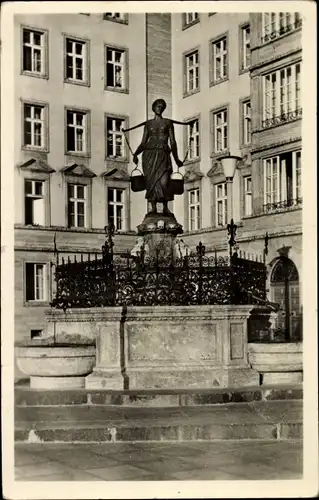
{"left": 270, "top": 257, "right": 301, "bottom": 341}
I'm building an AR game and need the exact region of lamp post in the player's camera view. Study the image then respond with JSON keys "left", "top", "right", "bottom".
{"left": 218, "top": 155, "right": 242, "bottom": 256}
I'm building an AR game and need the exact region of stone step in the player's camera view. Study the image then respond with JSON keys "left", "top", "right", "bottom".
{"left": 15, "top": 400, "right": 302, "bottom": 424}
{"left": 15, "top": 401, "right": 302, "bottom": 443}
{"left": 15, "top": 384, "right": 303, "bottom": 408}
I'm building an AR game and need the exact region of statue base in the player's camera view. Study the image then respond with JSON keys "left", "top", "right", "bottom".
{"left": 135, "top": 211, "right": 183, "bottom": 260}
{"left": 137, "top": 211, "right": 183, "bottom": 236}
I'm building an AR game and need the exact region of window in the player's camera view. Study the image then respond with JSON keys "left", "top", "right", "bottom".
{"left": 23, "top": 103, "right": 46, "bottom": 149}
{"left": 65, "top": 37, "right": 88, "bottom": 84}
{"left": 66, "top": 110, "right": 88, "bottom": 153}
{"left": 106, "top": 117, "right": 125, "bottom": 158}
{"left": 186, "top": 119, "right": 200, "bottom": 160}
{"left": 184, "top": 50, "right": 199, "bottom": 94}
{"left": 213, "top": 108, "right": 228, "bottom": 153}
{"left": 242, "top": 100, "right": 251, "bottom": 145}
{"left": 103, "top": 13, "right": 127, "bottom": 23}
{"left": 188, "top": 188, "right": 200, "bottom": 230}
{"left": 211, "top": 36, "right": 228, "bottom": 83}
{"left": 215, "top": 183, "right": 227, "bottom": 226}
{"left": 263, "top": 63, "right": 301, "bottom": 127}
{"left": 241, "top": 25, "right": 251, "bottom": 70}
{"left": 243, "top": 176, "right": 252, "bottom": 216}
{"left": 262, "top": 13, "right": 302, "bottom": 43}
{"left": 263, "top": 151, "right": 302, "bottom": 211}
{"left": 108, "top": 188, "right": 125, "bottom": 230}
{"left": 25, "top": 180, "right": 45, "bottom": 225}
{"left": 25, "top": 263, "right": 46, "bottom": 302}
{"left": 105, "top": 47, "right": 127, "bottom": 90}
{"left": 67, "top": 184, "right": 87, "bottom": 228}
{"left": 183, "top": 13, "right": 199, "bottom": 27}
{"left": 22, "top": 27, "right": 46, "bottom": 76}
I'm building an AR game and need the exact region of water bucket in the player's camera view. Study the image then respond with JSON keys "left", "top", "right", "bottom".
{"left": 169, "top": 171, "right": 184, "bottom": 195}
{"left": 130, "top": 167, "right": 146, "bottom": 192}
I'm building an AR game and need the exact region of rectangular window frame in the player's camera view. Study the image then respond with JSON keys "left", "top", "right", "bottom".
{"left": 21, "top": 25, "right": 49, "bottom": 79}
{"left": 215, "top": 182, "right": 228, "bottom": 227}
{"left": 188, "top": 187, "right": 201, "bottom": 231}
{"left": 21, "top": 99, "right": 49, "bottom": 152}
{"left": 24, "top": 262, "right": 49, "bottom": 304}
{"left": 183, "top": 47, "right": 200, "bottom": 97}
{"left": 243, "top": 175, "right": 253, "bottom": 217}
{"left": 64, "top": 106, "right": 91, "bottom": 157}
{"left": 262, "top": 12, "right": 302, "bottom": 44}
{"left": 67, "top": 183, "right": 88, "bottom": 229}
{"left": 209, "top": 32, "right": 229, "bottom": 87}
{"left": 262, "top": 62, "right": 302, "bottom": 128}
{"left": 107, "top": 187, "right": 126, "bottom": 231}
{"left": 24, "top": 179, "right": 46, "bottom": 226}
{"left": 104, "top": 44, "right": 129, "bottom": 93}
{"left": 104, "top": 113, "right": 128, "bottom": 161}
{"left": 211, "top": 104, "right": 229, "bottom": 156}
{"left": 63, "top": 34, "right": 90, "bottom": 87}
{"left": 263, "top": 150, "right": 302, "bottom": 211}
{"left": 182, "top": 13, "right": 200, "bottom": 29}
{"left": 240, "top": 97, "right": 251, "bottom": 147}
{"left": 239, "top": 23, "right": 251, "bottom": 73}
{"left": 103, "top": 13, "right": 128, "bottom": 24}
{"left": 183, "top": 115, "right": 200, "bottom": 163}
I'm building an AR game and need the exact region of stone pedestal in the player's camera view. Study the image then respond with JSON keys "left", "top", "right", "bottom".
{"left": 248, "top": 342, "right": 303, "bottom": 385}
{"left": 135, "top": 211, "right": 184, "bottom": 261}
{"left": 137, "top": 211, "right": 183, "bottom": 236}
{"left": 83, "top": 305, "right": 260, "bottom": 390}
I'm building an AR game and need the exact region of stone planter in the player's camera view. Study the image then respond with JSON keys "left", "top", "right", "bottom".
{"left": 248, "top": 342, "right": 303, "bottom": 385}
{"left": 16, "top": 345, "right": 96, "bottom": 389}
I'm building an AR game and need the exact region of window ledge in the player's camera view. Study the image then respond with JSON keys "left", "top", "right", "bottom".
{"left": 21, "top": 70, "right": 48, "bottom": 80}
{"left": 258, "top": 26, "right": 302, "bottom": 49}
{"left": 210, "top": 149, "right": 230, "bottom": 160}
{"left": 105, "top": 156, "right": 129, "bottom": 163}
{"left": 239, "top": 67, "right": 250, "bottom": 76}
{"left": 103, "top": 16, "right": 128, "bottom": 25}
{"left": 184, "top": 157, "right": 201, "bottom": 166}
{"left": 21, "top": 145, "right": 49, "bottom": 154}
{"left": 105, "top": 87, "right": 129, "bottom": 94}
{"left": 182, "top": 19, "right": 200, "bottom": 31}
{"left": 209, "top": 76, "right": 228, "bottom": 88}
{"left": 65, "top": 151, "right": 91, "bottom": 158}
{"left": 24, "top": 301, "right": 50, "bottom": 307}
{"left": 239, "top": 143, "right": 252, "bottom": 151}
{"left": 242, "top": 204, "right": 302, "bottom": 220}
{"left": 15, "top": 223, "right": 136, "bottom": 235}
{"left": 257, "top": 113, "right": 302, "bottom": 133}
{"left": 183, "top": 88, "right": 200, "bottom": 99}
{"left": 64, "top": 78, "right": 90, "bottom": 87}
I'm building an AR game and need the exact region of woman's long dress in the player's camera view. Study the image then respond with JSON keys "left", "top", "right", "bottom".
{"left": 142, "top": 119, "right": 173, "bottom": 202}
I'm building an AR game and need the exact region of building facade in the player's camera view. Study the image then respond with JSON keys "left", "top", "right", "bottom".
{"left": 14, "top": 12, "right": 302, "bottom": 376}
{"left": 171, "top": 12, "right": 302, "bottom": 341}
{"left": 14, "top": 12, "right": 172, "bottom": 353}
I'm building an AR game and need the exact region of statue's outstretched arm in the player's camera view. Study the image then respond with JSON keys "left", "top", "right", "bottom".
{"left": 171, "top": 119, "right": 196, "bottom": 126}
{"left": 122, "top": 121, "right": 146, "bottom": 133}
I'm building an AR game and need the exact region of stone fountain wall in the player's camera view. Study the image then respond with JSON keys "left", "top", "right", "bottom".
{"left": 45, "top": 305, "right": 261, "bottom": 390}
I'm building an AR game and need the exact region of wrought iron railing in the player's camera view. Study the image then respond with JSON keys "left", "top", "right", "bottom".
{"left": 263, "top": 198, "right": 302, "bottom": 213}
{"left": 261, "top": 19, "right": 302, "bottom": 44}
{"left": 262, "top": 108, "right": 302, "bottom": 129}
{"left": 51, "top": 238, "right": 267, "bottom": 310}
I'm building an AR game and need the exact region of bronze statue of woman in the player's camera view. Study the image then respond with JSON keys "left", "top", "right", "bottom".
{"left": 122, "top": 98, "right": 191, "bottom": 215}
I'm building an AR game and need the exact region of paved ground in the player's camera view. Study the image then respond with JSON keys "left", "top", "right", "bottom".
{"left": 15, "top": 440, "right": 302, "bottom": 481}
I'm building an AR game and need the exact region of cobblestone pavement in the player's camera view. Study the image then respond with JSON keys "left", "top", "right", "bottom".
{"left": 15, "top": 439, "right": 302, "bottom": 481}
